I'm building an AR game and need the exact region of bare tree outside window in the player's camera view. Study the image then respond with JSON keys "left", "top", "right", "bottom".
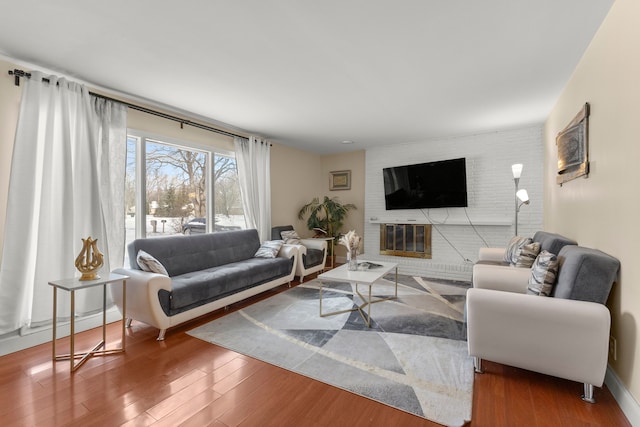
{"left": 214, "top": 154, "right": 242, "bottom": 217}
{"left": 124, "top": 134, "right": 245, "bottom": 266}
{"left": 145, "top": 140, "right": 206, "bottom": 218}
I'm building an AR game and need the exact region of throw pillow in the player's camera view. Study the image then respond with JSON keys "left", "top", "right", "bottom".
{"left": 254, "top": 240, "right": 284, "bottom": 258}
{"left": 280, "top": 230, "right": 301, "bottom": 245}
{"left": 503, "top": 236, "right": 533, "bottom": 265}
{"left": 515, "top": 242, "right": 541, "bottom": 268}
{"left": 136, "top": 250, "right": 169, "bottom": 276}
{"left": 527, "top": 250, "right": 559, "bottom": 296}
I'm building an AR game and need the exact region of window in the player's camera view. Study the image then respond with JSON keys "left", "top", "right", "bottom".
{"left": 125, "top": 131, "right": 244, "bottom": 265}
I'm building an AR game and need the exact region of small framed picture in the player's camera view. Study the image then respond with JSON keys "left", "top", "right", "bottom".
{"left": 329, "top": 170, "right": 351, "bottom": 191}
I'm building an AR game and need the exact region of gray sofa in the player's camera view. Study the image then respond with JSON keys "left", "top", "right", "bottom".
{"left": 112, "top": 229, "right": 298, "bottom": 340}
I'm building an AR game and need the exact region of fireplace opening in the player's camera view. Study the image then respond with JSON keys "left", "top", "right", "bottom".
{"left": 379, "top": 224, "right": 432, "bottom": 258}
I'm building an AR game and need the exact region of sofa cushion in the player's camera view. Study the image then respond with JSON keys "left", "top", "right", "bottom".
{"left": 136, "top": 250, "right": 169, "bottom": 276}
{"left": 280, "top": 230, "right": 302, "bottom": 245}
{"left": 527, "top": 250, "right": 559, "bottom": 296}
{"left": 271, "top": 225, "right": 294, "bottom": 241}
{"left": 165, "top": 257, "right": 294, "bottom": 314}
{"left": 127, "top": 229, "right": 261, "bottom": 276}
{"left": 552, "top": 245, "right": 620, "bottom": 304}
{"left": 504, "top": 236, "right": 533, "bottom": 265}
{"left": 515, "top": 242, "right": 541, "bottom": 268}
{"left": 254, "top": 240, "right": 284, "bottom": 258}
{"left": 532, "top": 231, "right": 577, "bottom": 255}
{"left": 302, "top": 248, "right": 324, "bottom": 268}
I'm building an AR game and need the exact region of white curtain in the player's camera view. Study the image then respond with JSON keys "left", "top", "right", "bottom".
{"left": 234, "top": 136, "right": 271, "bottom": 241}
{"left": 0, "top": 72, "right": 126, "bottom": 335}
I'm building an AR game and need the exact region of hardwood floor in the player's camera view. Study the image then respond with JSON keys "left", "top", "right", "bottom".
{"left": 0, "top": 280, "right": 631, "bottom": 427}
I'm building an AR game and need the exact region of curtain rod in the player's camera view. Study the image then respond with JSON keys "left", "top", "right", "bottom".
{"left": 8, "top": 68, "right": 247, "bottom": 140}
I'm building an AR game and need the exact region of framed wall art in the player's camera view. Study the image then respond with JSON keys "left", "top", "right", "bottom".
{"left": 556, "top": 102, "right": 590, "bottom": 185}
{"left": 329, "top": 170, "right": 351, "bottom": 191}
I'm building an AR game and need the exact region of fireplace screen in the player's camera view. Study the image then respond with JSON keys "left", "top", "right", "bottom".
{"left": 380, "top": 224, "right": 432, "bottom": 259}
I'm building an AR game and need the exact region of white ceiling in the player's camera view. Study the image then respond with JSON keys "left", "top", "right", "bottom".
{"left": 0, "top": 0, "right": 613, "bottom": 154}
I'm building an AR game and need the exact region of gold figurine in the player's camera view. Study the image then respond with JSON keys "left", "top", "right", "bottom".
{"left": 74, "top": 236, "right": 104, "bottom": 281}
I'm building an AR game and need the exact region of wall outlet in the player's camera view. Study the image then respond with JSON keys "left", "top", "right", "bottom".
{"left": 609, "top": 336, "right": 617, "bottom": 361}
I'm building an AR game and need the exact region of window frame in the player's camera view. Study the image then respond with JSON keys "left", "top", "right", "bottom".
{"left": 126, "top": 128, "right": 238, "bottom": 239}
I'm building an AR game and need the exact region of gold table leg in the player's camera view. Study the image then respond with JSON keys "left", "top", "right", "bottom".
{"left": 121, "top": 280, "right": 126, "bottom": 351}
{"left": 52, "top": 279, "right": 126, "bottom": 373}
{"left": 52, "top": 287, "right": 57, "bottom": 362}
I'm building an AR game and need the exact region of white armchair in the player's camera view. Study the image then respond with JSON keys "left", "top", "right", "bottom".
{"left": 476, "top": 231, "right": 577, "bottom": 264}
{"left": 294, "top": 237, "right": 328, "bottom": 282}
{"left": 467, "top": 245, "right": 620, "bottom": 402}
{"left": 473, "top": 231, "right": 578, "bottom": 289}
{"left": 476, "top": 247, "right": 508, "bottom": 263}
{"left": 272, "top": 225, "right": 328, "bottom": 282}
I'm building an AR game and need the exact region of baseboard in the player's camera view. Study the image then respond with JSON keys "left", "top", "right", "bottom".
{"left": 0, "top": 307, "right": 122, "bottom": 357}
{"left": 605, "top": 365, "right": 640, "bottom": 426}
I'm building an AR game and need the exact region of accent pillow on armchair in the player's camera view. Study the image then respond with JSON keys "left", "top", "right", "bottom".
{"left": 515, "top": 241, "right": 541, "bottom": 268}
{"left": 503, "top": 236, "right": 533, "bottom": 265}
{"left": 527, "top": 249, "right": 558, "bottom": 296}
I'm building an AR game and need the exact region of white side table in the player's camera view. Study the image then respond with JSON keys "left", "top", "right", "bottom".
{"left": 48, "top": 272, "right": 129, "bottom": 372}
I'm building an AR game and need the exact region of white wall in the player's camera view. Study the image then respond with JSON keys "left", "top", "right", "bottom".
{"left": 544, "top": 0, "right": 640, "bottom": 421}
{"left": 320, "top": 150, "right": 366, "bottom": 260}
{"left": 364, "top": 125, "right": 544, "bottom": 280}
{"left": 270, "top": 142, "right": 324, "bottom": 232}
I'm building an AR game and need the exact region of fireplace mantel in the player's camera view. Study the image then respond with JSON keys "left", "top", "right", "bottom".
{"left": 369, "top": 216, "right": 511, "bottom": 226}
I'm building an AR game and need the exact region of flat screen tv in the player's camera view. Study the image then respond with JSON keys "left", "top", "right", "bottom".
{"left": 383, "top": 158, "right": 467, "bottom": 210}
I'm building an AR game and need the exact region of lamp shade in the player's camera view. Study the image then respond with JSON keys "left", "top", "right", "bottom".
{"left": 516, "top": 189, "right": 529, "bottom": 203}
{"left": 512, "top": 163, "right": 523, "bottom": 179}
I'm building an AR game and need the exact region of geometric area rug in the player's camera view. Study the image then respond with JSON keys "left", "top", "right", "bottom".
{"left": 188, "top": 274, "right": 474, "bottom": 426}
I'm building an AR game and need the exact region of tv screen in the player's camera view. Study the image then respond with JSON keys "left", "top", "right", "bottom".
{"left": 383, "top": 158, "right": 468, "bottom": 210}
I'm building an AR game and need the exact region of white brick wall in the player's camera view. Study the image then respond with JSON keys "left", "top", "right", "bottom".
{"left": 363, "top": 125, "right": 544, "bottom": 281}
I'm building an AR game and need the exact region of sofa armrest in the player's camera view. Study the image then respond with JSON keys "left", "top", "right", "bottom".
{"left": 478, "top": 247, "right": 506, "bottom": 262}
{"left": 466, "top": 288, "right": 610, "bottom": 387}
{"left": 299, "top": 238, "right": 328, "bottom": 252}
{"left": 472, "top": 264, "right": 530, "bottom": 293}
{"left": 112, "top": 268, "right": 173, "bottom": 330}
{"left": 278, "top": 244, "right": 298, "bottom": 259}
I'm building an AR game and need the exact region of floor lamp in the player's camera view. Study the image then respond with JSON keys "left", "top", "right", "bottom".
{"left": 512, "top": 164, "right": 530, "bottom": 235}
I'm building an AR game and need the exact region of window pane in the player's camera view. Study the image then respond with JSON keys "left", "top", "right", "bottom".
{"left": 145, "top": 139, "right": 207, "bottom": 236}
{"left": 123, "top": 133, "right": 245, "bottom": 268}
{"left": 214, "top": 154, "right": 244, "bottom": 231}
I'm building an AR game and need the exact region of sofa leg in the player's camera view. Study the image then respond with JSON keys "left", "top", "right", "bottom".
{"left": 125, "top": 318, "right": 133, "bottom": 328}
{"left": 474, "top": 357, "right": 484, "bottom": 374}
{"left": 157, "top": 329, "right": 166, "bottom": 341}
{"left": 300, "top": 275, "right": 305, "bottom": 283}
{"left": 582, "top": 383, "right": 596, "bottom": 403}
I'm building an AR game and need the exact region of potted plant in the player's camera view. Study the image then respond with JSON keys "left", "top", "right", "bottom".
{"left": 297, "top": 196, "right": 356, "bottom": 257}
